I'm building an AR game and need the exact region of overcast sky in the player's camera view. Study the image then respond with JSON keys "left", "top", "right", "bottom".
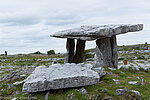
{"left": 0, "top": 0, "right": 150, "bottom": 54}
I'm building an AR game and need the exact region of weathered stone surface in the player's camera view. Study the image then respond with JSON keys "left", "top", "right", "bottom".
{"left": 77, "top": 88, "right": 89, "bottom": 98}
{"left": 116, "top": 88, "right": 128, "bottom": 96}
{"left": 22, "top": 63, "right": 100, "bottom": 93}
{"left": 45, "top": 91, "right": 50, "bottom": 100}
{"left": 131, "top": 90, "right": 143, "bottom": 100}
{"left": 92, "top": 67, "right": 106, "bottom": 77}
{"left": 51, "top": 24, "right": 143, "bottom": 41}
{"left": 93, "top": 46, "right": 105, "bottom": 67}
{"left": 128, "top": 81, "right": 138, "bottom": 85}
{"left": 112, "top": 79, "right": 120, "bottom": 84}
{"left": 0, "top": 72, "right": 16, "bottom": 82}
{"left": 107, "top": 72, "right": 119, "bottom": 77}
{"left": 73, "top": 40, "right": 86, "bottom": 63}
{"left": 65, "top": 38, "right": 75, "bottom": 63}
{"left": 110, "top": 35, "right": 118, "bottom": 68}
{"left": 96, "top": 38, "right": 113, "bottom": 67}
{"left": 103, "top": 97, "right": 114, "bottom": 100}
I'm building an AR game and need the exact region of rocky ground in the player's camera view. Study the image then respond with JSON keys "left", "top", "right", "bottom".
{"left": 0, "top": 44, "right": 150, "bottom": 100}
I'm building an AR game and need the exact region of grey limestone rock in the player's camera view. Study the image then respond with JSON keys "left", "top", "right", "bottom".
{"left": 103, "top": 97, "right": 114, "bottom": 100}
{"left": 73, "top": 40, "right": 86, "bottom": 63}
{"left": 22, "top": 63, "right": 100, "bottom": 93}
{"left": 96, "top": 38, "right": 113, "bottom": 67}
{"left": 131, "top": 90, "right": 142, "bottom": 100}
{"left": 0, "top": 71, "right": 16, "bottom": 82}
{"left": 128, "top": 81, "right": 138, "bottom": 85}
{"left": 116, "top": 88, "right": 128, "bottom": 96}
{"left": 77, "top": 88, "right": 89, "bottom": 97}
{"left": 45, "top": 91, "right": 50, "bottom": 100}
{"left": 92, "top": 67, "right": 106, "bottom": 77}
{"left": 51, "top": 24, "right": 143, "bottom": 41}
{"left": 65, "top": 38, "right": 75, "bottom": 63}
{"left": 94, "top": 36, "right": 118, "bottom": 68}
{"left": 93, "top": 46, "right": 105, "bottom": 68}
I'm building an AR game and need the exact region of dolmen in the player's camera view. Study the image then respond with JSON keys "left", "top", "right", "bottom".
{"left": 51, "top": 24, "right": 143, "bottom": 68}
{"left": 17, "top": 24, "right": 143, "bottom": 93}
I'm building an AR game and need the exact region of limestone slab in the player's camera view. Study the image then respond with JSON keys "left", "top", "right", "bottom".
{"left": 51, "top": 24, "right": 143, "bottom": 41}
{"left": 65, "top": 38, "right": 75, "bottom": 63}
{"left": 96, "top": 38, "right": 113, "bottom": 67}
{"left": 22, "top": 63, "right": 100, "bottom": 93}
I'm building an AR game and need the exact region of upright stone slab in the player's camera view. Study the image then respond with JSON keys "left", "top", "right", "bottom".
{"left": 65, "top": 38, "right": 75, "bottom": 63}
{"left": 110, "top": 35, "right": 118, "bottom": 68}
{"left": 73, "top": 40, "right": 86, "bottom": 63}
{"left": 96, "top": 38, "right": 113, "bottom": 67}
{"left": 93, "top": 46, "right": 105, "bottom": 68}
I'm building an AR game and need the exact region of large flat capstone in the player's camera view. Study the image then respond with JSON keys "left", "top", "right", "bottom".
{"left": 51, "top": 24, "right": 143, "bottom": 40}
{"left": 22, "top": 63, "right": 101, "bottom": 93}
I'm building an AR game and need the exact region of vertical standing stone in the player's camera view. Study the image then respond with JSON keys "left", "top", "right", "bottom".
{"left": 110, "top": 35, "right": 118, "bottom": 68}
{"left": 96, "top": 38, "right": 113, "bottom": 67}
{"left": 93, "top": 46, "right": 105, "bottom": 68}
{"left": 65, "top": 38, "right": 75, "bottom": 63}
{"left": 73, "top": 40, "right": 86, "bottom": 63}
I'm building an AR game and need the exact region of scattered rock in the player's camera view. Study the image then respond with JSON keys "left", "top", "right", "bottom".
{"left": 77, "top": 88, "right": 89, "bottom": 98}
{"left": 99, "top": 81, "right": 105, "bottom": 84}
{"left": 70, "top": 93, "right": 75, "bottom": 99}
{"left": 109, "top": 84, "right": 112, "bottom": 86}
{"left": 20, "top": 74, "right": 27, "bottom": 78}
{"left": 0, "top": 70, "right": 4, "bottom": 74}
{"left": 118, "top": 65, "right": 130, "bottom": 70}
{"left": 120, "top": 71, "right": 125, "bottom": 74}
{"left": 140, "top": 67, "right": 149, "bottom": 72}
{"left": 13, "top": 80, "right": 26, "bottom": 86}
{"left": 137, "top": 77, "right": 144, "bottom": 86}
{"left": 116, "top": 88, "right": 128, "bottom": 96}
{"left": 112, "top": 79, "right": 120, "bottom": 84}
{"left": 108, "top": 68, "right": 116, "bottom": 71}
{"left": 131, "top": 90, "right": 142, "bottom": 100}
{"left": 45, "top": 91, "right": 50, "bottom": 100}
{"left": 28, "top": 94, "right": 33, "bottom": 100}
{"left": 119, "top": 64, "right": 149, "bottom": 72}
{"left": 12, "top": 73, "right": 21, "bottom": 80}
{"left": 117, "top": 86, "right": 124, "bottom": 88}
{"left": 128, "top": 81, "right": 138, "bottom": 85}
{"left": 101, "top": 89, "right": 108, "bottom": 92}
{"left": 92, "top": 67, "right": 106, "bottom": 77}
{"left": 107, "top": 72, "right": 119, "bottom": 77}
{"left": 103, "top": 97, "right": 114, "bottom": 100}
{"left": 11, "top": 98, "right": 17, "bottom": 100}
{"left": 0, "top": 72, "right": 16, "bottom": 82}
{"left": 15, "top": 91, "right": 20, "bottom": 95}
{"left": 22, "top": 64, "right": 100, "bottom": 92}
{"left": 127, "top": 77, "right": 132, "bottom": 79}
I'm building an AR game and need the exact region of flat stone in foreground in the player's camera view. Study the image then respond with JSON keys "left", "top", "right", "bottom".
{"left": 22, "top": 63, "right": 100, "bottom": 93}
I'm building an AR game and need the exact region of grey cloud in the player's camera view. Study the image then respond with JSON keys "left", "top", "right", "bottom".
{"left": 0, "top": 0, "right": 150, "bottom": 54}
{"left": 0, "top": 13, "right": 40, "bottom": 26}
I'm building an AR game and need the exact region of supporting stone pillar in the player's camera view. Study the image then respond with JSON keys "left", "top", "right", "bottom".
{"left": 110, "top": 35, "right": 118, "bottom": 68}
{"left": 65, "top": 38, "right": 75, "bottom": 63}
{"left": 96, "top": 38, "right": 113, "bottom": 67}
{"left": 93, "top": 46, "right": 105, "bottom": 68}
{"left": 73, "top": 40, "right": 86, "bottom": 63}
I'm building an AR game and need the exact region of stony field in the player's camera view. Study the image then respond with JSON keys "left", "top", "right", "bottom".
{"left": 0, "top": 44, "right": 150, "bottom": 100}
